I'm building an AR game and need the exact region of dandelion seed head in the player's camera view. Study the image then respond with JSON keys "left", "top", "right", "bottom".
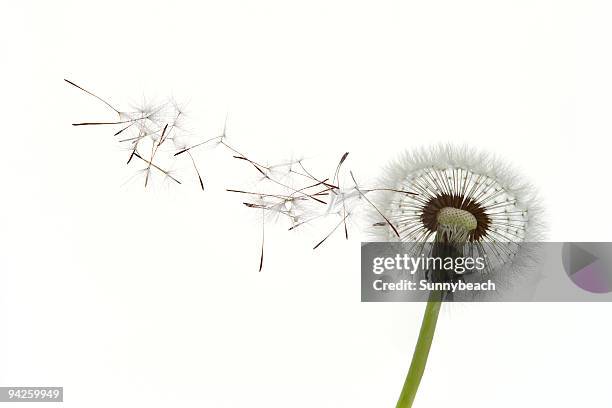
{"left": 371, "top": 144, "right": 542, "bottom": 245}
{"left": 368, "top": 144, "right": 545, "bottom": 297}
{"left": 361, "top": 145, "right": 546, "bottom": 302}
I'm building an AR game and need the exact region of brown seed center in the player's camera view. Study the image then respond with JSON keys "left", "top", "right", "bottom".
{"left": 420, "top": 193, "right": 491, "bottom": 240}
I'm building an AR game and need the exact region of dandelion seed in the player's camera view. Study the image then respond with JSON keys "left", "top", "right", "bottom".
{"left": 66, "top": 79, "right": 212, "bottom": 190}
{"left": 228, "top": 150, "right": 413, "bottom": 270}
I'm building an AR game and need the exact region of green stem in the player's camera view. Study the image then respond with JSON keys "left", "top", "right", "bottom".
{"left": 395, "top": 291, "right": 442, "bottom": 408}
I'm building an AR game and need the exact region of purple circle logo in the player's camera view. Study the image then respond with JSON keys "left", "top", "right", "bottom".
{"left": 562, "top": 243, "right": 612, "bottom": 294}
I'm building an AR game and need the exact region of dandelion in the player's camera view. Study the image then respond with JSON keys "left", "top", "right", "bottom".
{"left": 369, "top": 144, "right": 543, "bottom": 408}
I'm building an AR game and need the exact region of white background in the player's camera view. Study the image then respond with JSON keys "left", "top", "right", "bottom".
{"left": 2, "top": 1, "right": 612, "bottom": 407}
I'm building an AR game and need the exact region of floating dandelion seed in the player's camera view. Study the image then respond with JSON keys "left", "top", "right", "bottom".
{"left": 369, "top": 144, "right": 544, "bottom": 408}
{"left": 66, "top": 79, "right": 411, "bottom": 270}
{"left": 228, "top": 151, "right": 413, "bottom": 270}
{"left": 65, "top": 79, "right": 208, "bottom": 190}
